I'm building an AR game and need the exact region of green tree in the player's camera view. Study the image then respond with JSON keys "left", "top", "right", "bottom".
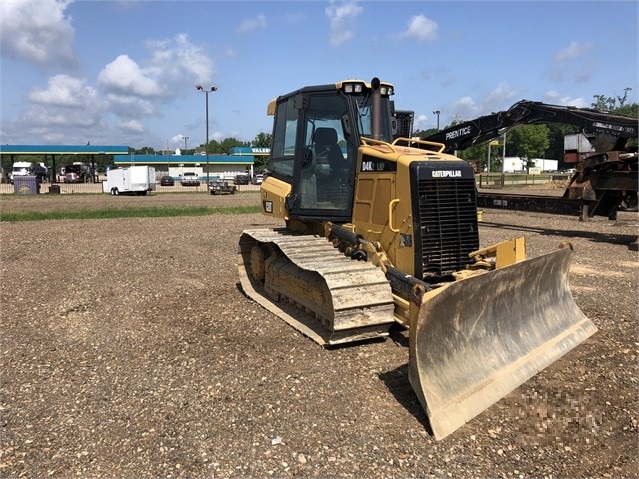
{"left": 591, "top": 87, "right": 632, "bottom": 111}
{"left": 591, "top": 89, "right": 638, "bottom": 149}
{"left": 201, "top": 139, "right": 220, "bottom": 154}
{"left": 250, "top": 132, "right": 272, "bottom": 171}
{"left": 507, "top": 124, "right": 550, "bottom": 165}
{"left": 253, "top": 132, "right": 272, "bottom": 148}
{"left": 135, "top": 146, "right": 156, "bottom": 155}
{"left": 457, "top": 143, "right": 488, "bottom": 170}
{"left": 413, "top": 127, "right": 439, "bottom": 138}
{"left": 209, "top": 137, "right": 248, "bottom": 154}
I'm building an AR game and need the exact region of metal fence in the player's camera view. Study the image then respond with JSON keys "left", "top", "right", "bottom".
{"left": 0, "top": 174, "right": 569, "bottom": 195}
{"left": 0, "top": 179, "right": 260, "bottom": 195}
{"left": 476, "top": 173, "right": 571, "bottom": 189}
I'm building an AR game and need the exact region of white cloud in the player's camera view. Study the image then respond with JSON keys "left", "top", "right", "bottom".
{"left": 29, "top": 74, "right": 98, "bottom": 108}
{"left": 544, "top": 90, "right": 589, "bottom": 108}
{"left": 146, "top": 34, "right": 214, "bottom": 88}
{"left": 120, "top": 119, "right": 145, "bottom": 134}
{"left": 402, "top": 14, "right": 438, "bottom": 41}
{"left": 449, "top": 96, "right": 479, "bottom": 121}
{"left": 14, "top": 73, "right": 103, "bottom": 143}
{"left": 237, "top": 13, "right": 267, "bottom": 34}
{"left": 170, "top": 133, "right": 186, "bottom": 146}
{"left": 105, "top": 93, "right": 155, "bottom": 118}
{"left": 445, "top": 82, "right": 520, "bottom": 123}
{"left": 98, "top": 55, "right": 163, "bottom": 97}
{"left": 4, "top": 31, "right": 217, "bottom": 145}
{"left": 413, "top": 114, "right": 429, "bottom": 131}
{"left": 326, "top": 1, "right": 363, "bottom": 47}
{"left": 482, "top": 82, "right": 520, "bottom": 107}
{"left": 554, "top": 41, "right": 592, "bottom": 62}
{"left": 21, "top": 97, "right": 101, "bottom": 130}
{"left": 0, "top": 0, "right": 78, "bottom": 70}
{"left": 546, "top": 41, "right": 595, "bottom": 83}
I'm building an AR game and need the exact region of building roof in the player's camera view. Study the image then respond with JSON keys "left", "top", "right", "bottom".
{"left": 114, "top": 154, "right": 254, "bottom": 165}
{"left": 0, "top": 145, "right": 130, "bottom": 155}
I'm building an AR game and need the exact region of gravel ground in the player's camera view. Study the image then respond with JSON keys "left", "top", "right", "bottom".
{"left": 1, "top": 190, "right": 637, "bottom": 478}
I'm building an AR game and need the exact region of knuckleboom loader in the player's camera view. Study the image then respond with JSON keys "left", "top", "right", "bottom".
{"left": 238, "top": 78, "right": 597, "bottom": 439}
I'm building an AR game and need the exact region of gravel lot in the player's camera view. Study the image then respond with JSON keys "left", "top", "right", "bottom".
{"left": 1, "top": 190, "right": 637, "bottom": 478}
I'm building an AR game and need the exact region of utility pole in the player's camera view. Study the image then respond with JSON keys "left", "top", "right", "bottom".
{"left": 196, "top": 84, "right": 218, "bottom": 189}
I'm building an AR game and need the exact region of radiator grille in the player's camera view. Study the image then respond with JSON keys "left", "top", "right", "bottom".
{"left": 417, "top": 178, "right": 479, "bottom": 277}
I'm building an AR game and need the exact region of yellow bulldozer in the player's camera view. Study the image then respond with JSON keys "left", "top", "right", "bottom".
{"left": 238, "top": 78, "right": 597, "bottom": 440}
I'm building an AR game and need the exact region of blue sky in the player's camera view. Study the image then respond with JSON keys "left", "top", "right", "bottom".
{"left": 1, "top": 0, "right": 637, "bottom": 151}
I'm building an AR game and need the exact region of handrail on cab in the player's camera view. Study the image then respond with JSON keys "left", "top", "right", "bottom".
{"left": 360, "top": 136, "right": 446, "bottom": 154}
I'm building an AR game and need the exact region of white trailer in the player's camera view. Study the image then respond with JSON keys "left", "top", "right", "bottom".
{"left": 103, "top": 166, "right": 156, "bottom": 195}
{"left": 531, "top": 158, "right": 559, "bottom": 172}
{"left": 502, "top": 157, "right": 527, "bottom": 173}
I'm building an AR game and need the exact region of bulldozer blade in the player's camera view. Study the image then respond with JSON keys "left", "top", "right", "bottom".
{"left": 409, "top": 247, "right": 597, "bottom": 440}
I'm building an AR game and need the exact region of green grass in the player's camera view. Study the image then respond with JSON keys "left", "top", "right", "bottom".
{"left": 0, "top": 205, "right": 261, "bottom": 222}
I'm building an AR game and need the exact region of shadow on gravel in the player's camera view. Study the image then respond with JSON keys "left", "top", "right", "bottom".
{"left": 480, "top": 221, "right": 637, "bottom": 247}
{"left": 378, "top": 327, "right": 433, "bottom": 436}
{"left": 378, "top": 363, "right": 433, "bottom": 436}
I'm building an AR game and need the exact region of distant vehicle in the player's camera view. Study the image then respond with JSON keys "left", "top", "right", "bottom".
{"left": 103, "top": 166, "right": 156, "bottom": 196}
{"left": 62, "top": 163, "right": 92, "bottom": 183}
{"left": 209, "top": 180, "right": 237, "bottom": 195}
{"left": 251, "top": 173, "right": 264, "bottom": 185}
{"left": 9, "top": 161, "right": 48, "bottom": 184}
{"left": 160, "top": 175, "right": 175, "bottom": 186}
{"left": 235, "top": 174, "right": 250, "bottom": 185}
{"left": 181, "top": 171, "right": 200, "bottom": 186}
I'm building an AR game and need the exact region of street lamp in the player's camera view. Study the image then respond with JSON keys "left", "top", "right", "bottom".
{"left": 182, "top": 136, "right": 189, "bottom": 154}
{"left": 432, "top": 110, "right": 441, "bottom": 130}
{"left": 195, "top": 84, "right": 218, "bottom": 189}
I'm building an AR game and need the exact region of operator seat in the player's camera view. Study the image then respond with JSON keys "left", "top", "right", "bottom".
{"left": 313, "top": 127, "right": 347, "bottom": 207}
{"left": 314, "top": 127, "right": 344, "bottom": 171}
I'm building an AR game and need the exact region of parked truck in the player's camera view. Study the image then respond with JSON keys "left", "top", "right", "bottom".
{"left": 61, "top": 163, "right": 92, "bottom": 183}
{"left": 10, "top": 161, "right": 48, "bottom": 184}
{"left": 209, "top": 180, "right": 237, "bottom": 195}
{"left": 103, "top": 166, "right": 156, "bottom": 195}
{"left": 169, "top": 167, "right": 204, "bottom": 184}
{"left": 180, "top": 171, "right": 201, "bottom": 186}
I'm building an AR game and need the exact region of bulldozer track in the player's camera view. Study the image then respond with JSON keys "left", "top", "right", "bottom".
{"left": 238, "top": 228, "right": 396, "bottom": 346}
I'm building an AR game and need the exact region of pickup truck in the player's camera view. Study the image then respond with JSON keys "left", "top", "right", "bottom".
{"left": 209, "top": 180, "right": 237, "bottom": 195}
{"left": 251, "top": 173, "right": 264, "bottom": 185}
{"left": 180, "top": 171, "right": 200, "bottom": 186}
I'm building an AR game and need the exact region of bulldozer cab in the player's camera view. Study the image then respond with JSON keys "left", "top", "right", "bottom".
{"left": 266, "top": 81, "right": 396, "bottom": 222}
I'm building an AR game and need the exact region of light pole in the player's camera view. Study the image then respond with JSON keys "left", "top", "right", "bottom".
{"left": 182, "top": 136, "right": 189, "bottom": 154}
{"left": 432, "top": 110, "right": 441, "bottom": 130}
{"left": 501, "top": 131, "right": 507, "bottom": 174}
{"left": 196, "top": 84, "right": 217, "bottom": 189}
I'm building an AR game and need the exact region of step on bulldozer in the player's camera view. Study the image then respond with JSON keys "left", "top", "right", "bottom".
{"left": 238, "top": 77, "right": 597, "bottom": 440}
